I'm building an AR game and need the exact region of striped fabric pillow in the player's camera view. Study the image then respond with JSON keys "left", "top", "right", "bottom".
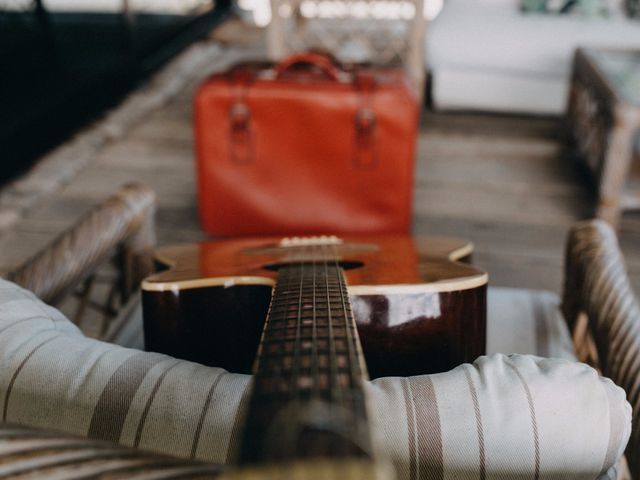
{"left": 0, "top": 279, "right": 630, "bottom": 479}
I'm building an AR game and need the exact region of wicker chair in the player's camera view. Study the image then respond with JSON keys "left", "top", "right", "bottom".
{"left": 562, "top": 219, "right": 640, "bottom": 479}
{"left": 6, "top": 182, "right": 156, "bottom": 341}
{"left": 0, "top": 183, "right": 202, "bottom": 479}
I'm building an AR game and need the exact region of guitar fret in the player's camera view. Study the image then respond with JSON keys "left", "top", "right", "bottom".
{"left": 263, "top": 263, "right": 362, "bottom": 388}
{"left": 254, "top": 389, "right": 364, "bottom": 400}
{"left": 264, "top": 327, "right": 351, "bottom": 338}
{"left": 257, "top": 367, "right": 355, "bottom": 379}
{"left": 260, "top": 350, "right": 352, "bottom": 361}
{"left": 266, "top": 312, "right": 352, "bottom": 321}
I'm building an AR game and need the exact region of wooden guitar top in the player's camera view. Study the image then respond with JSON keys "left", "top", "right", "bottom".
{"left": 142, "top": 234, "right": 488, "bottom": 294}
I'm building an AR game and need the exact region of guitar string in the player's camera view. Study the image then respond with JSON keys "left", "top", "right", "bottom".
{"left": 274, "top": 244, "right": 360, "bottom": 407}
{"left": 332, "top": 245, "right": 354, "bottom": 400}
{"left": 311, "top": 252, "right": 320, "bottom": 398}
{"left": 264, "top": 268, "right": 281, "bottom": 398}
{"left": 332, "top": 243, "right": 360, "bottom": 404}
{"left": 261, "top": 242, "right": 367, "bottom": 455}
{"left": 244, "top": 244, "right": 358, "bottom": 460}
{"left": 290, "top": 257, "right": 305, "bottom": 398}
{"left": 322, "top": 245, "right": 342, "bottom": 406}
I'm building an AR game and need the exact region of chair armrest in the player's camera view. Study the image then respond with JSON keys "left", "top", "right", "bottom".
{"left": 7, "top": 182, "right": 156, "bottom": 306}
{"left": 0, "top": 422, "right": 221, "bottom": 478}
{"left": 562, "top": 219, "right": 640, "bottom": 478}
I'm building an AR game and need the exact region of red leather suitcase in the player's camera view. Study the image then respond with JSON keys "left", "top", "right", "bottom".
{"left": 194, "top": 52, "right": 419, "bottom": 236}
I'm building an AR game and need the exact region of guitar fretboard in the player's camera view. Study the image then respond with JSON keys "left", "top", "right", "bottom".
{"left": 237, "top": 261, "right": 372, "bottom": 465}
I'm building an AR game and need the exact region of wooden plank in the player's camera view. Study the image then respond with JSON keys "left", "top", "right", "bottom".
{"left": 0, "top": 230, "right": 61, "bottom": 271}
{"left": 59, "top": 167, "right": 196, "bottom": 209}
{"left": 413, "top": 181, "right": 591, "bottom": 226}
{"left": 128, "top": 116, "right": 194, "bottom": 145}
{"left": 423, "top": 111, "right": 562, "bottom": 139}
{"left": 151, "top": 101, "right": 193, "bottom": 123}
{"left": 9, "top": 193, "right": 98, "bottom": 231}
{"left": 414, "top": 215, "right": 567, "bottom": 260}
{"left": 93, "top": 139, "right": 193, "bottom": 170}
{"left": 416, "top": 160, "right": 591, "bottom": 197}
{"left": 473, "top": 251, "right": 564, "bottom": 291}
{"left": 157, "top": 226, "right": 209, "bottom": 245}
{"left": 418, "top": 132, "right": 561, "bottom": 160}
{"left": 156, "top": 205, "right": 202, "bottom": 233}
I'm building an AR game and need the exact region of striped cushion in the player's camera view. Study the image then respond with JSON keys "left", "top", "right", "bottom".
{"left": 0, "top": 279, "right": 630, "bottom": 479}
{"left": 368, "top": 357, "right": 627, "bottom": 479}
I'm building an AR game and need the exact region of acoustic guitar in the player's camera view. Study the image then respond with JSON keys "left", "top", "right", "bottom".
{"left": 141, "top": 234, "right": 487, "bottom": 478}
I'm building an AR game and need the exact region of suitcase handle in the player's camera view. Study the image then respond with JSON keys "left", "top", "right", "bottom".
{"left": 275, "top": 53, "right": 340, "bottom": 81}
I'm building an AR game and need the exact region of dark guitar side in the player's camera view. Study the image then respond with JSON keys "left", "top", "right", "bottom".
{"left": 142, "top": 235, "right": 488, "bottom": 378}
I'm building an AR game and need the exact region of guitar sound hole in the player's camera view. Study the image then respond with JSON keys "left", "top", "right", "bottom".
{"left": 263, "top": 261, "right": 364, "bottom": 271}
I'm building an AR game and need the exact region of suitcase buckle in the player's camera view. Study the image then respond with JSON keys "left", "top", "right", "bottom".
{"left": 230, "top": 102, "right": 251, "bottom": 132}
{"left": 354, "top": 108, "right": 378, "bottom": 168}
{"left": 355, "top": 109, "right": 376, "bottom": 138}
{"left": 229, "top": 102, "right": 253, "bottom": 164}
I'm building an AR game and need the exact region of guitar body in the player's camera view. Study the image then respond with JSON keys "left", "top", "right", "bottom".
{"left": 142, "top": 234, "right": 487, "bottom": 378}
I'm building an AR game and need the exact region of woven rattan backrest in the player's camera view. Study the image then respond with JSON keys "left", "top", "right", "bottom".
{"left": 7, "top": 182, "right": 156, "bottom": 336}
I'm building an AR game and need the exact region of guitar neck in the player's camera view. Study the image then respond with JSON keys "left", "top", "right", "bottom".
{"left": 237, "top": 261, "right": 372, "bottom": 465}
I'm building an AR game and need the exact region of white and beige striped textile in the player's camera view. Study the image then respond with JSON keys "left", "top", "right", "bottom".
{"left": 0, "top": 278, "right": 631, "bottom": 479}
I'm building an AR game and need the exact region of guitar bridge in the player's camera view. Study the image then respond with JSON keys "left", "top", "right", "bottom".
{"left": 279, "top": 236, "right": 343, "bottom": 248}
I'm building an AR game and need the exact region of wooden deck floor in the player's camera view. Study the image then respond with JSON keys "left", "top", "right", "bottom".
{"left": 3, "top": 21, "right": 640, "bottom": 310}
{"left": 421, "top": 112, "right": 640, "bottom": 292}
